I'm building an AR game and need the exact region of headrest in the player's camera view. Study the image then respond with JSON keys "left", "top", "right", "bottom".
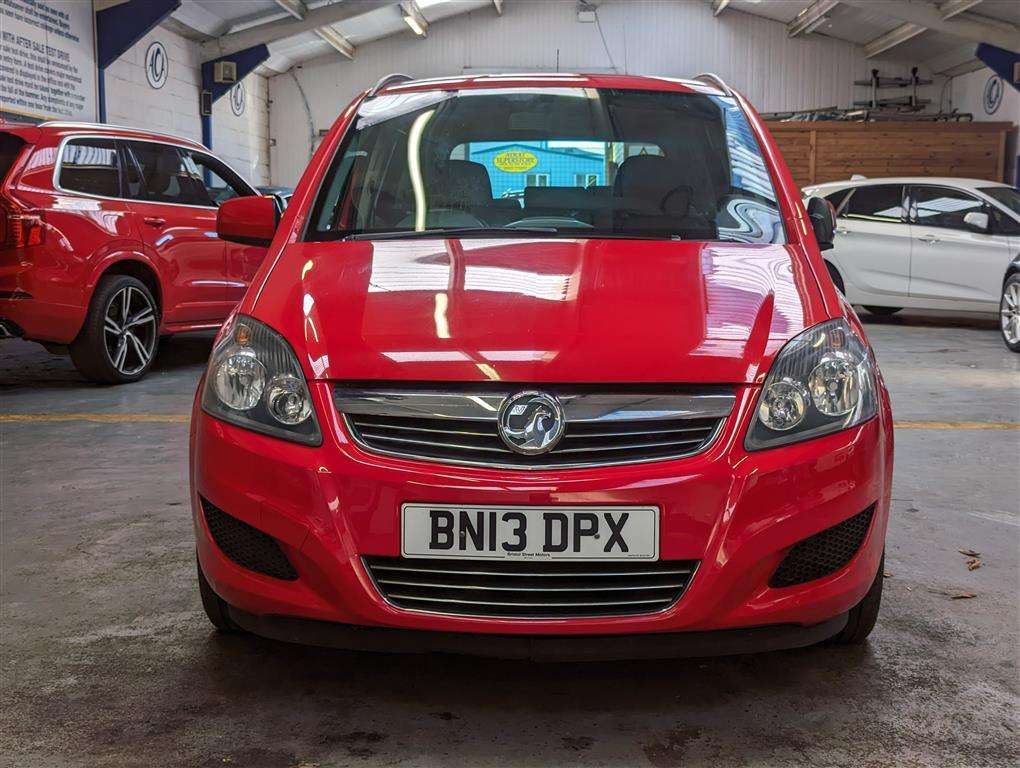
{"left": 613, "top": 155, "right": 691, "bottom": 215}
{"left": 433, "top": 160, "right": 492, "bottom": 207}
{"left": 145, "top": 149, "right": 181, "bottom": 195}
{"left": 524, "top": 186, "right": 591, "bottom": 210}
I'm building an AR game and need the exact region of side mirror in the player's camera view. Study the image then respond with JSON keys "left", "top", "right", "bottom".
{"left": 806, "top": 196, "right": 836, "bottom": 251}
{"left": 217, "top": 195, "right": 278, "bottom": 247}
{"left": 963, "top": 210, "right": 990, "bottom": 233}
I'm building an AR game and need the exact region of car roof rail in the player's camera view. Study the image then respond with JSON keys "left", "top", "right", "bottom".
{"left": 368, "top": 73, "right": 415, "bottom": 98}
{"left": 37, "top": 121, "right": 201, "bottom": 146}
{"left": 693, "top": 72, "right": 734, "bottom": 97}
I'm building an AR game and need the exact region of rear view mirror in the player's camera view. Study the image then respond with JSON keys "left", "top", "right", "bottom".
{"left": 217, "top": 195, "right": 279, "bottom": 247}
{"left": 963, "top": 211, "right": 990, "bottom": 233}
{"left": 806, "top": 196, "right": 836, "bottom": 251}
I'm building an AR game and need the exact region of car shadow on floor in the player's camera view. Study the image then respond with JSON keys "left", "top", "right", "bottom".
{"left": 151, "top": 632, "right": 889, "bottom": 766}
{"left": 0, "top": 332, "right": 215, "bottom": 389}
{"left": 857, "top": 310, "right": 998, "bottom": 331}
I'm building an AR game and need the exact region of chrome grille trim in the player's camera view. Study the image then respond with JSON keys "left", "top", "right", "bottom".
{"left": 335, "top": 387, "right": 735, "bottom": 422}
{"left": 364, "top": 556, "right": 700, "bottom": 619}
{"left": 335, "top": 385, "right": 734, "bottom": 469}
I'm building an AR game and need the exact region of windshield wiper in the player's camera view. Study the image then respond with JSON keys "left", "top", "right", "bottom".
{"left": 342, "top": 226, "right": 559, "bottom": 241}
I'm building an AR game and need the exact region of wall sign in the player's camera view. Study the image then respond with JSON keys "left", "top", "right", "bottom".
{"left": 145, "top": 41, "right": 168, "bottom": 89}
{"left": 0, "top": 0, "right": 97, "bottom": 121}
{"left": 229, "top": 81, "right": 246, "bottom": 116}
{"left": 493, "top": 150, "right": 538, "bottom": 173}
{"left": 983, "top": 75, "right": 1003, "bottom": 115}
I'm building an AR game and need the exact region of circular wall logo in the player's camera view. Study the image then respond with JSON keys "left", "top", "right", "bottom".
{"left": 144, "top": 42, "right": 168, "bottom": 89}
{"left": 497, "top": 391, "right": 565, "bottom": 455}
{"left": 229, "top": 82, "right": 246, "bottom": 116}
{"left": 983, "top": 75, "right": 1003, "bottom": 115}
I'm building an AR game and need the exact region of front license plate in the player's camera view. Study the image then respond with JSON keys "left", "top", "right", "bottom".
{"left": 401, "top": 504, "right": 659, "bottom": 561}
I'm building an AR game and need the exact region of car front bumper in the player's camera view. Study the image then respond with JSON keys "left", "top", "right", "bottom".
{"left": 191, "top": 382, "right": 893, "bottom": 646}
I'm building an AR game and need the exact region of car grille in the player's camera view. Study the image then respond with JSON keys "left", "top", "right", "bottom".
{"left": 769, "top": 505, "right": 875, "bottom": 588}
{"left": 363, "top": 556, "right": 698, "bottom": 618}
{"left": 201, "top": 497, "right": 298, "bottom": 581}
{"left": 335, "top": 385, "right": 734, "bottom": 469}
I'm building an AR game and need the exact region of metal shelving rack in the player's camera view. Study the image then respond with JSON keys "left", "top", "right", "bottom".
{"left": 853, "top": 67, "right": 932, "bottom": 110}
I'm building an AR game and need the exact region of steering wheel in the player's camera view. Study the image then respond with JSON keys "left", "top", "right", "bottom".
{"left": 505, "top": 216, "right": 593, "bottom": 229}
{"left": 395, "top": 208, "right": 488, "bottom": 229}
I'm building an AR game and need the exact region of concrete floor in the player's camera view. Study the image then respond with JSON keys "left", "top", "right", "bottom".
{"left": 2, "top": 311, "right": 1018, "bottom": 768}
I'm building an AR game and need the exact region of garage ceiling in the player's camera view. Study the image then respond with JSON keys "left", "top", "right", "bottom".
{"left": 163, "top": 0, "right": 499, "bottom": 74}
{"left": 715, "top": 0, "right": 1019, "bottom": 76}
{"left": 161, "top": 0, "right": 1018, "bottom": 78}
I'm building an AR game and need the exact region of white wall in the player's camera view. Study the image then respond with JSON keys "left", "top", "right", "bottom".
{"left": 268, "top": 0, "right": 929, "bottom": 186}
{"left": 213, "top": 75, "right": 271, "bottom": 187}
{"left": 951, "top": 67, "right": 1019, "bottom": 183}
{"left": 103, "top": 26, "right": 270, "bottom": 186}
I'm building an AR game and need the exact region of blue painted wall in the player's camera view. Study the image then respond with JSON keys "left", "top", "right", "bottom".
{"left": 466, "top": 142, "right": 603, "bottom": 198}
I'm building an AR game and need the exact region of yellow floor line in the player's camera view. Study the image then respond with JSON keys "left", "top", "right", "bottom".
{"left": 0, "top": 413, "right": 189, "bottom": 423}
{"left": 0, "top": 414, "right": 1017, "bottom": 430}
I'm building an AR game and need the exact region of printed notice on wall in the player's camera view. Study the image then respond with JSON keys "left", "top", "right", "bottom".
{"left": 0, "top": 0, "right": 97, "bottom": 122}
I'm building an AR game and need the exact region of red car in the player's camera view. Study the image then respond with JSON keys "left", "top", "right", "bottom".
{"left": 191, "top": 73, "right": 894, "bottom": 659}
{"left": 0, "top": 121, "right": 267, "bottom": 382}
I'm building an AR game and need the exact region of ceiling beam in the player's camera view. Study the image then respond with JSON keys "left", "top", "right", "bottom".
{"left": 712, "top": 0, "right": 732, "bottom": 15}
{"left": 788, "top": 0, "right": 840, "bottom": 38}
{"left": 314, "top": 25, "right": 355, "bottom": 59}
{"left": 273, "top": 0, "right": 303, "bottom": 20}
{"left": 939, "top": 0, "right": 983, "bottom": 20}
{"left": 860, "top": 0, "right": 991, "bottom": 58}
{"left": 273, "top": 0, "right": 306, "bottom": 21}
{"left": 864, "top": 21, "right": 927, "bottom": 58}
{"left": 200, "top": 0, "right": 390, "bottom": 60}
{"left": 401, "top": 1, "right": 428, "bottom": 37}
{"left": 941, "top": 58, "right": 986, "bottom": 76}
{"left": 839, "top": 0, "right": 1017, "bottom": 51}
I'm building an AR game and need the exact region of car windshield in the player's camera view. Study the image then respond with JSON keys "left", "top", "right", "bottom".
{"left": 980, "top": 186, "right": 1020, "bottom": 217}
{"left": 308, "top": 87, "right": 785, "bottom": 244}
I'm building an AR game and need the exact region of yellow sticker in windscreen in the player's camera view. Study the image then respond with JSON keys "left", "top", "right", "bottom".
{"left": 493, "top": 150, "right": 539, "bottom": 173}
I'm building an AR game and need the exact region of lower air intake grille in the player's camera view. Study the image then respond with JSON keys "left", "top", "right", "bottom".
{"left": 201, "top": 497, "right": 298, "bottom": 581}
{"left": 364, "top": 556, "right": 698, "bottom": 619}
{"left": 770, "top": 505, "right": 875, "bottom": 588}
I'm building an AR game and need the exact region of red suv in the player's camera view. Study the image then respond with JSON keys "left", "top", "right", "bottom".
{"left": 0, "top": 122, "right": 267, "bottom": 382}
{"left": 191, "top": 74, "right": 894, "bottom": 659}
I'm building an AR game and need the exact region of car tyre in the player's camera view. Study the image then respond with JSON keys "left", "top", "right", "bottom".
{"left": 1000, "top": 274, "right": 1020, "bottom": 353}
{"left": 197, "top": 554, "right": 240, "bottom": 633}
{"left": 70, "top": 275, "right": 160, "bottom": 383}
{"left": 863, "top": 306, "right": 901, "bottom": 316}
{"left": 824, "top": 261, "right": 845, "bottom": 295}
{"left": 827, "top": 553, "right": 883, "bottom": 645}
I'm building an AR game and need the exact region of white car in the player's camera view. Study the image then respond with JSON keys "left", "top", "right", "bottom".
{"left": 802, "top": 177, "right": 1020, "bottom": 350}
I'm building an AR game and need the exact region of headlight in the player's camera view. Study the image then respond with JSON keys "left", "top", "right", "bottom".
{"left": 745, "top": 319, "right": 877, "bottom": 450}
{"left": 201, "top": 315, "right": 321, "bottom": 445}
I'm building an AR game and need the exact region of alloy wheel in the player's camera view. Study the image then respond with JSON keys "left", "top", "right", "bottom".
{"left": 103, "top": 286, "right": 157, "bottom": 375}
{"left": 1002, "top": 282, "right": 1020, "bottom": 346}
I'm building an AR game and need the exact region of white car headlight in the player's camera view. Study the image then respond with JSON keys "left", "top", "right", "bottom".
{"left": 745, "top": 319, "right": 877, "bottom": 450}
{"left": 201, "top": 315, "right": 321, "bottom": 445}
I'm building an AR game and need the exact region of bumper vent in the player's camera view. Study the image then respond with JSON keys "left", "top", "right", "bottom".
{"left": 335, "top": 386, "right": 734, "bottom": 470}
{"left": 364, "top": 556, "right": 698, "bottom": 619}
{"left": 770, "top": 505, "right": 875, "bottom": 588}
{"left": 201, "top": 497, "right": 298, "bottom": 581}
